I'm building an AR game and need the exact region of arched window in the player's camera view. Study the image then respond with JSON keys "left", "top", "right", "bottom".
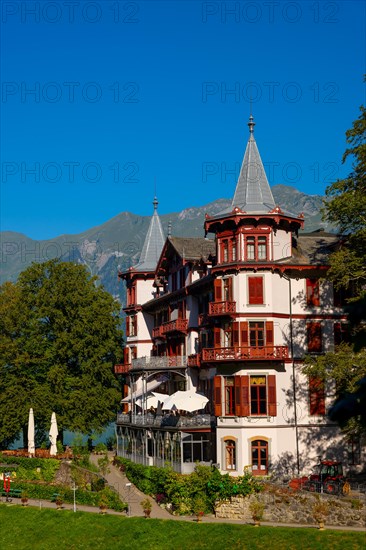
{"left": 224, "top": 439, "right": 236, "bottom": 470}
{"left": 251, "top": 439, "right": 268, "bottom": 475}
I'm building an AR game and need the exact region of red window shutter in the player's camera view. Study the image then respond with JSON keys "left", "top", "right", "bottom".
{"left": 214, "top": 279, "right": 222, "bottom": 302}
{"left": 227, "top": 276, "right": 233, "bottom": 301}
{"left": 240, "top": 321, "right": 249, "bottom": 346}
{"left": 241, "top": 376, "right": 250, "bottom": 416}
{"left": 213, "top": 376, "right": 222, "bottom": 416}
{"left": 309, "top": 376, "right": 325, "bottom": 415}
{"left": 267, "top": 375, "right": 277, "bottom": 416}
{"left": 266, "top": 321, "right": 274, "bottom": 346}
{"left": 126, "top": 318, "right": 130, "bottom": 337}
{"left": 232, "top": 322, "right": 239, "bottom": 347}
{"left": 248, "top": 277, "right": 263, "bottom": 305}
{"left": 234, "top": 376, "right": 242, "bottom": 416}
{"left": 214, "top": 327, "right": 221, "bottom": 348}
{"left": 307, "top": 322, "right": 322, "bottom": 352}
{"left": 306, "top": 279, "right": 320, "bottom": 307}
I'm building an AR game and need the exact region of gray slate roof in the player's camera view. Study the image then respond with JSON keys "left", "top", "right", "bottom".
{"left": 134, "top": 198, "right": 166, "bottom": 272}
{"left": 280, "top": 231, "right": 340, "bottom": 265}
{"left": 168, "top": 237, "right": 216, "bottom": 261}
{"left": 230, "top": 117, "right": 276, "bottom": 213}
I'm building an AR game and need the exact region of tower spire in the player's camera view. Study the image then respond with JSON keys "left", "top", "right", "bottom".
{"left": 230, "top": 115, "right": 276, "bottom": 213}
{"left": 134, "top": 194, "right": 165, "bottom": 272}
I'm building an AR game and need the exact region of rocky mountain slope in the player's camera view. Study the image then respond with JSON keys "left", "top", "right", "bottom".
{"left": 0, "top": 185, "right": 332, "bottom": 303}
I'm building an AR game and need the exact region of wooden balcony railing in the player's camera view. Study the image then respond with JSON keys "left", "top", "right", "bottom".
{"left": 201, "top": 346, "right": 289, "bottom": 362}
{"left": 114, "top": 364, "right": 131, "bottom": 374}
{"left": 208, "top": 301, "right": 236, "bottom": 316}
{"left": 187, "top": 353, "right": 201, "bottom": 367}
{"left": 161, "top": 319, "right": 188, "bottom": 334}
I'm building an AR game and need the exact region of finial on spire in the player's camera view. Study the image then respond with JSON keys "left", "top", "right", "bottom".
{"left": 153, "top": 196, "right": 158, "bottom": 210}
{"left": 248, "top": 114, "right": 255, "bottom": 134}
{"left": 168, "top": 219, "right": 172, "bottom": 237}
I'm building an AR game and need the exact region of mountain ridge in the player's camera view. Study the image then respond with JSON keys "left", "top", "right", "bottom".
{"left": 0, "top": 184, "right": 332, "bottom": 302}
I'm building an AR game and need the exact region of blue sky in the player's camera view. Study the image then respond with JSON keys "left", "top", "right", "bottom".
{"left": 1, "top": 0, "right": 365, "bottom": 239}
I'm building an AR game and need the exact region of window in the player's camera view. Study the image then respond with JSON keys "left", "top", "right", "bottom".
{"left": 127, "top": 283, "right": 136, "bottom": 306}
{"left": 251, "top": 439, "right": 268, "bottom": 475}
{"left": 126, "top": 315, "right": 137, "bottom": 337}
{"left": 244, "top": 235, "right": 268, "bottom": 261}
{"left": 223, "top": 241, "right": 229, "bottom": 262}
{"left": 224, "top": 439, "right": 236, "bottom": 470}
{"left": 223, "top": 277, "right": 233, "bottom": 301}
{"left": 257, "top": 237, "right": 267, "bottom": 260}
{"left": 248, "top": 277, "right": 264, "bottom": 305}
{"left": 307, "top": 322, "right": 322, "bottom": 353}
{"left": 214, "top": 375, "right": 277, "bottom": 418}
{"left": 250, "top": 376, "right": 267, "bottom": 415}
{"left": 309, "top": 376, "right": 325, "bottom": 416}
{"left": 224, "top": 377, "right": 235, "bottom": 416}
{"left": 249, "top": 322, "right": 265, "bottom": 347}
{"left": 334, "top": 322, "right": 350, "bottom": 346}
{"left": 232, "top": 240, "right": 237, "bottom": 261}
{"left": 306, "top": 279, "right": 320, "bottom": 307}
{"left": 246, "top": 237, "right": 255, "bottom": 260}
{"left": 347, "top": 438, "right": 361, "bottom": 465}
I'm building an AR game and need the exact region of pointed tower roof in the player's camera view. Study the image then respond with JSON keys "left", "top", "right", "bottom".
{"left": 230, "top": 115, "right": 276, "bottom": 213}
{"left": 134, "top": 197, "right": 165, "bottom": 272}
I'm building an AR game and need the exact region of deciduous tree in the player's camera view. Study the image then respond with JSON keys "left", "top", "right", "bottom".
{"left": 0, "top": 260, "right": 123, "bottom": 448}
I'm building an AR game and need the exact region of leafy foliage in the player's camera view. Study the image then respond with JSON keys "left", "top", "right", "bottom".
{"left": 0, "top": 259, "right": 123, "bottom": 448}
{"left": 303, "top": 344, "right": 366, "bottom": 436}
{"left": 113, "top": 457, "right": 263, "bottom": 515}
{"left": 322, "top": 100, "right": 366, "bottom": 330}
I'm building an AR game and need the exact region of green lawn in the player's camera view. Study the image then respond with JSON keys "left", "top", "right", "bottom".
{"left": 0, "top": 505, "right": 364, "bottom": 550}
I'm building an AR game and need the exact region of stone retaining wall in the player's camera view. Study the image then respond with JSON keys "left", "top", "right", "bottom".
{"left": 215, "top": 491, "right": 366, "bottom": 528}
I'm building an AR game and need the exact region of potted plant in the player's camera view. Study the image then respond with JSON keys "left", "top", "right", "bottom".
{"left": 249, "top": 498, "right": 265, "bottom": 526}
{"left": 312, "top": 497, "right": 329, "bottom": 530}
{"left": 99, "top": 492, "right": 109, "bottom": 514}
{"left": 192, "top": 495, "right": 206, "bottom": 523}
{"left": 21, "top": 491, "right": 29, "bottom": 506}
{"left": 55, "top": 495, "right": 63, "bottom": 510}
{"left": 140, "top": 497, "right": 152, "bottom": 518}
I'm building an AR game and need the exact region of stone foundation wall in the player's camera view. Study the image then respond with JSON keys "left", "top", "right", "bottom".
{"left": 215, "top": 492, "right": 366, "bottom": 528}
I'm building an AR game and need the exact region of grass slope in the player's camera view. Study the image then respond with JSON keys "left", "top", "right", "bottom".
{"left": 0, "top": 505, "right": 364, "bottom": 550}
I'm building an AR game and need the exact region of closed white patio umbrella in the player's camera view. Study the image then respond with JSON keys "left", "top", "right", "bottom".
{"left": 49, "top": 412, "right": 58, "bottom": 456}
{"left": 28, "top": 408, "right": 35, "bottom": 457}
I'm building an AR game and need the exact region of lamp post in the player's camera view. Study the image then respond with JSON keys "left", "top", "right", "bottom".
{"left": 126, "top": 482, "right": 131, "bottom": 516}
{"left": 71, "top": 481, "right": 78, "bottom": 512}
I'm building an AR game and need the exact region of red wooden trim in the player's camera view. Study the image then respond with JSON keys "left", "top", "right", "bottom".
{"left": 309, "top": 376, "right": 325, "bottom": 415}
{"left": 307, "top": 321, "right": 322, "bottom": 353}
{"left": 214, "top": 279, "right": 222, "bottom": 301}
{"left": 240, "top": 321, "right": 248, "bottom": 346}
{"left": 234, "top": 376, "right": 242, "bottom": 416}
{"left": 267, "top": 375, "right": 277, "bottom": 416}
{"left": 232, "top": 322, "right": 239, "bottom": 347}
{"left": 248, "top": 276, "right": 264, "bottom": 305}
{"left": 241, "top": 375, "right": 250, "bottom": 416}
{"left": 266, "top": 321, "right": 274, "bottom": 346}
{"left": 214, "top": 375, "right": 222, "bottom": 416}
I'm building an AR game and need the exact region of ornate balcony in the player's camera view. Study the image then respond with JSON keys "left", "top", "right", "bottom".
{"left": 187, "top": 353, "right": 201, "bottom": 367}
{"left": 208, "top": 301, "right": 236, "bottom": 316}
{"left": 114, "top": 364, "right": 131, "bottom": 374}
{"left": 131, "top": 355, "right": 187, "bottom": 370}
{"left": 201, "top": 346, "right": 288, "bottom": 362}
{"left": 161, "top": 319, "right": 188, "bottom": 335}
{"left": 117, "top": 412, "right": 212, "bottom": 429}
